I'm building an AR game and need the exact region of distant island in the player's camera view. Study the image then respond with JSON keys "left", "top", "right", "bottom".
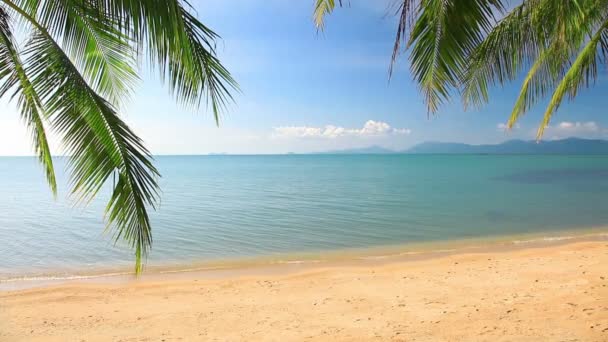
{"left": 314, "top": 138, "right": 608, "bottom": 155}
{"left": 316, "top": 146, "right": 397, "bottom": 154}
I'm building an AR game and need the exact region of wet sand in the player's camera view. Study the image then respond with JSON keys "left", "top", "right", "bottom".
{"left": 1, "top": 240, "right": 607, "bottom": 341}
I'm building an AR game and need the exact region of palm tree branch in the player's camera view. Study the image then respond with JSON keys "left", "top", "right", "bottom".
{"left": 5, "top": 0, "right": 159, "bottom": 274}
{"left": 179, "top": 6, "right": 237, "bottom": 123}
{"left": 507, "top": 41, "right": 567, "bottom": 129}
{"left": 389, "top": 0, "right": 416, "bottom": 76}
{"left": 505, "top": 4, "right": 594, "bottom": 128}
{"left": 9, "top": 0, "right": 139, "bottom": 106}
{"left": 537, "top": 19, "right": 608, "bottom": 139}
{"left": 28, "top": 30, "right": 160, "bottom": 273}
{"left": 461, "top": 2, "right": 541, "bottom": 109}
{"left": 409, "top": 0, "right": 505, "bottom": 114}
{"left": 313, "top": 0, "right": 344, "bottom": 30}
{"left": 0, "top": 4, "right": 56, "bottom": 194}
{"left": 100, "top": 0, "right": 238, "bottom": 123}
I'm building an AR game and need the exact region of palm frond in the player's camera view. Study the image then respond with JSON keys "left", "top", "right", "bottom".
{"left": 0, "top": 5, "right": 56, "bottom": 193}
{"left": 24, "top": 30, "right": 159, "bottom": 273}
{"left": 11, "top": 0, "right": 237, "bottom": 121}
{"left": 537, "top": 19, "right": 608, "bottom": 138}
{"left": 100, "top": 0, "right": 238, "bottom": 123}
{"left": 315, "top": 0, "right": 608, "bottom": 131}
{"left": 179, "top": 6, "right": 236, "bottom": 123}
{"left": 463, "top": 0, "right": 607, "bottom": 130}
{"left": 408, "top": 0, "right": 505, "bottom": 114}
{"left": 0, "top": 0, "right": 241, "bottom": 273}
{"left": 313, "top": 0, "right": 343, "bottom": 30}
{"left": 2, "top": 0, "right": 161, "bottom": 273}
{"left": 10, "top": 0, "right": 138, "bottom": 107}
{"left": 389, "top": 0, "right": 416, "bottom": 76}
{"left": 507, "top": 48, "right": 558, "bottom": 129}
{"left": 461, "top": 2, "right": 541, "bottom": 110}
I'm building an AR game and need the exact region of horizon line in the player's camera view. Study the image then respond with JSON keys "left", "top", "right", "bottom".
{"left": 1, "top": 137, "right": 606, "bottom": 158}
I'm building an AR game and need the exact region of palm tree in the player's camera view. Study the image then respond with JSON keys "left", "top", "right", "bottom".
{"left": 0, "top": 0, "right": 237, "bottom": 273}
{"left": 314, "top": 0, "right": 608, "bottom": 137}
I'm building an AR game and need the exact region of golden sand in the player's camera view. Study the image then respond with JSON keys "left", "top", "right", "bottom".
{"left": 1, "top": 241, "right": 607, "bottom": 341}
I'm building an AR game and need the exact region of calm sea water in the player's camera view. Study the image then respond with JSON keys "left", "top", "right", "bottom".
{"left": 1, "top": 154, "right": 608, "bottom": 279}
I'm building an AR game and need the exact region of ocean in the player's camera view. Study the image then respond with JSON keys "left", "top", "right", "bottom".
{"left": 1, "top": 154, "right": 607, "bottom": 280}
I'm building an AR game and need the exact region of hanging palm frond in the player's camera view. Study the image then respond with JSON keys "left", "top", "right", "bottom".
{"left": 314, "top": 0, "right": 608, "bottom": 138}
{"left": 0, "top": 0, "right": 238, "bottom": 273}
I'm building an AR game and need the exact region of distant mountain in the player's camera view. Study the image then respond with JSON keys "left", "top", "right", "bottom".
{"left": 316, "top": 145, "right": 398, "bottom": 154}
{"left": 406, "top": 138, "right": 608, "bottom": 154}
{"left": 309, "top": 138, "right": 608, "bottom": 155}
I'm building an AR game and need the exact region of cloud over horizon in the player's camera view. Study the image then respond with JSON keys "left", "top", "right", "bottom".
{"left": 541, "top": 121, "right": 607, "bottom": 140}
{"left": 497, "top": 122, "right": 521, "bottom": 132}
{"left": 272, "top": 120, "right": 411, "bottom": 139}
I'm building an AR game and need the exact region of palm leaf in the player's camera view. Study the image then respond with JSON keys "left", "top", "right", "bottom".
{"left": 0, "top": 0, "right": 241, "bottom": 273}
{"left": 463, "top": 0, "right": 607, "bottom": 131}
{"left": 408, "top": 0, "right": 505, "bottom": 114}
{"left": 179, "top": 6, "right": 236, "bottom": 123}
{"left": 10, "top": 0, "right": 138, "bottom": 107}
{"left": 315, "top": 0, "right": 608, "bottom": 131}
{"left": 11, "top": 0, "right": 237, "bottom": 121}
{"left": 3, "top": 0, "right": 160, "bottom": 273}
{"left": 389, "top": 0, "right": 416, "bottom": 76}
{"left": 101, "top": 0, "right": 238, "bottom": 122}
{"left": 313, "top": 0, "right": 343, "bottom": 30}
{"left": 0, "top": 5, "right": 56, "bottom": 193}
{"left": 537, "top": 19, "right": 608, "bottom": 138}
{"left": 24, "top": 30, "right": 160, "bottom": 273}
{"left": 461, "top": 2, "right": 541, "bottom": 110}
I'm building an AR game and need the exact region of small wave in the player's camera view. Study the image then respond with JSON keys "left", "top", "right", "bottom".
{"left": 511, "top": 232, "right": 608, "bottom": 245}
{"left": 273, "top": 259, "right": 322, "bottom": 265}
{"left": 395, "top": 251, "right": 423, "bottom": 256}
{"left": 3, "top": 231, "right": 607, "bottom": 286}
{"left": 0, "top": 271, "right": 131, "bottom": 283}
{"left": 159, "top": 266, "right": 228, "bottom": 274}
{"left": 357, "top": 255, "right": 390, "bottom": 260}
{"left": 357, "top": 248, "right": 460, "bottom": 261}
{"left": 513, "top": 236, "right": 575, "bottom": 244}
{"left": 427, "top": 248, "right": 458, "bottom": 253}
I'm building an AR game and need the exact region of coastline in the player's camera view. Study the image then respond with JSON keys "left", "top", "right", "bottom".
{"left": 2, "top": 226, "right": 608, "bottom": 291}
{"left": 2, "top": 237, "right": 607, "bottom": 341}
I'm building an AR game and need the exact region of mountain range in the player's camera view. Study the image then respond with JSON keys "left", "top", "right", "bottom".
{"left": 315, "top": 138, "right": 608, "bottom": 154}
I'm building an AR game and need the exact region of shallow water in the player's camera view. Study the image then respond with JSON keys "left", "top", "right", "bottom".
{"left": 1, "top": 154, "right": 608, "bottom": 279}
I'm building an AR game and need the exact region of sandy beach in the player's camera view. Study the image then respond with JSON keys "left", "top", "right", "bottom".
{"left": 1, "top": 240, "right": 607, "bottom": 341}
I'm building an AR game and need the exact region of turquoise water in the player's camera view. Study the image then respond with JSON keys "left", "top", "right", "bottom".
{"left": 1, "top": 154, "right": 608, "bottom": 279}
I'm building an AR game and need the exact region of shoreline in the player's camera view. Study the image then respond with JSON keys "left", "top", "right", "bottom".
{"left": 2, "top": 226, "right": 607, "bottom": 291}
{"left": 2, "top": 238, "right": 607, "bottom": 341}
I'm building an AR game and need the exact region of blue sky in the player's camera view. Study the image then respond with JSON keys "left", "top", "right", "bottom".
{"left": 1, "top": 0, "right": 608, "bottom": 155}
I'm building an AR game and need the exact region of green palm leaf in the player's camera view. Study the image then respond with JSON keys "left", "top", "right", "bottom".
{"left": 102, "top": 0, "right": 239, "bottom": 122}
{"left": 537, "top": 19, "right": 608, "bottom": 138}
{"left": 10, "top": 0, "right": 238, "bottom": 119}
{"left": 11, "top": 0, "right": 138, "bottom": 106}
{"left": 463, "top": 0, "right": 605, "bottom": 130}
{"left": 313, "top": 0, "right": 343, "bottom": 30}
{"left": 316, "top": 0, "right": 608, "bottom": 138}
{"left": 408, "top": 0, "right": 505, "bottom": 114}
{"left": 461, "top": 2, "right": 541, "bottom": 111}
{"left": 0, "top": 5, "right": 56, "bottom": 193}
{"left": 23, "top": 28, "right": 160, "bottom": 273}
{"left": 0, "top": 0, "right": 237, "bottom": 273}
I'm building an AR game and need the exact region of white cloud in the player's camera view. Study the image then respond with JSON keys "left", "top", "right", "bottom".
{"left": 558, "top": 121, "right": 598, "bottom": 131}
{"left": 273, "top": 126, "right": 323, "bottom": 138}
{"left": 272, "top": 120, "right": 411, "bottom": 139}
{"left": 393, "top": 128, "right": 413, "bottom": 135}
{"left": 541, "top": 121, "right": 607, "bottom": 139}
{"left": 497, "top": 122, "right": 520, "bottom": 132}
